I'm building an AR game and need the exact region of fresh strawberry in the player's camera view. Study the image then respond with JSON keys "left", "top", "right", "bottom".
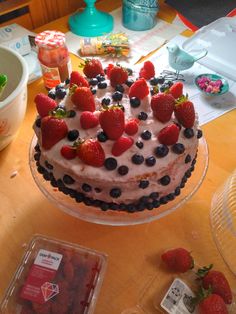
{"left": 174, "top": 95, "right": 195, "bottom": 128}
{"left": 151, "top": 93, "right": 175, "bottom": 122}
{"left": 161, "top": 247, "right": 194, "bottom": 273}
{"left": 169, "top": 81, "right": 183, "bottom": 99}
{"left": 41, "top": 116, "right": 68, "bottom": 150}
{"left": 128, "top": 78, "right": 149, "bottom": 100}
{"left": 80, "top": 111, "right": 99, "bottom": 129}
{"left": 69, "top": 71, "right": 89, "bottom": 87}
{"left": 112, "top": 136, "right": 134, "bottom": 156}
{"left": 139, "top": 61, "right": 155, "bottom": 80}
{"left": 60, "top": 145, "right": 77, "bottom": 159}
{"left": 99, "top": 105, "right": 125, "bottom": 140}
{"left": 71, "top": 87, "right": 95, "bottom": 112}
{"left": 106, "top": 63, "right": 115, "bottom": 78}
{"left": 125, "top": 119, "right": 139, "bottom": 135}
{"left": 34, "top": 93, "right": 57, "bottom": 117}
{"left": 109, "top": 65, "right": 128, "bottom": 87}
{"left": 77, "top": 139, "right": 105, "bottom": 167}
{"left": 197, "top": 265, "right": 232, "bottom": 304}
{"left": 158, "top": 124, "right": 179, "bottom": 145}
{"left": 82, "top": 58, "right": 104, "bottom": 78}
{"left": 199, "top": 294, "right": 228, "bottom": 314}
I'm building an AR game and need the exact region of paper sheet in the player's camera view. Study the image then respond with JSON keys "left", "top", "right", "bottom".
{"left": 148, "top": 36, "right": 236, "bottom": 126}
{"left": 65, "top": 7, "right": 186, "bottom": 65}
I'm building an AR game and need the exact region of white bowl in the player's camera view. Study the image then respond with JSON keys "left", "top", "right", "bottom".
{"left": 0, "top": 45, "right": 28, "bottom": 150}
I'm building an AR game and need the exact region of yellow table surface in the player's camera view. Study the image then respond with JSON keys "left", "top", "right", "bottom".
{"left": 0, "top": 1, "right": 236, "bottom": 313}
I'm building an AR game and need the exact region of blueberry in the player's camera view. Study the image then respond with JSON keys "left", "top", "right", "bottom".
{"left": 118, "top": 165, "right": 129, "bottom": 176}
{"left": 75, "top": 192, "right": 84, "bottom": 202}
{"left": 166, "top": 80, "right": 174, "bottom": 87}
{"left": 55, "top": 83, "right": 64, "bottom": 90}
{"left": 138, "top": 111, "right": 148, "bottom": 121}
{"left": 127, "top": 204, "right": 136, "bottom": 212}
{"left": 34, "top": 152, "right": 40, "bottom": 161}
{"left": 63, "top": 175, "right": 75, "bottom": 185}
{"left": 197, "top": 129, "right": 203, "bottom": 139}
{"left": 145, "top": 156, "right": 156, "bottom": 166}
{"left": 185, "top": 169, "right": 192, "bottom": 178}
{"left": 146, "top": 203, "right": 154, "bottom": 210}
{"left": 136, "top": 141, "right": 144, "bottom": 149}
{"left": 97, "top": 81, "right": 107, "bottom": 89}
{"left": 156, "top": 76, "right": 165, "bottom": 84}
{"left": 67, "top": 129, "right": 79, "bottom": 141}
{"left": 97, "top": 131, "right": 108, "bottom": 142}
{"left": 96, "top": 74, "right": 105, "bottom": 82}
{"left": 160, "top": 83, "right": 169, "bottom": 92}
{"left": 89, "top": 78, "right": 98, "bottom": 86}
{"left": 110, "top": 188, "right": 121, "bottom": 198}
{"left": 91, "top": 88, "right": 97, "bottom": 95}
{"left": 149, "top": 77, "right": 159, "bottom": 86}
{"left": 139, "top": 180, "right": 149, "bottom": 189}
{"left": 130, "top": 97, "right": 141, "bottom": 108}
{"left": 56, "top": 88, "right": 66, "bottom": 99}
{"left": 185, "top": 154, "right": 192, "bottom": 163}
{"left": 132, "top": 154, "right": 144, "bottom": 165}
{"left": 150, "top": 87, "right": 158, "bottom": 95}
{"left": 104, "top": 157, "right": 117, "bottom": 170}
{"left": 45, "top": 160, "right": 53, "bottom": 170}
{"left": 67, "top": 110, "right": 76, "bottom": 118}
{"left": 141, "top": 130, "right": 152, "bottom": 140}
{"left": 149, "top": 192, "right": 159, "bottom": 199}
{"left": 152, "top": 199, "right": 160, "bottom": 208}
{"left": 101, "top": 98, "right": 111, "bottom": 106}
{"left": 95, "top": 187, "right": 102, "bottom": 193}
{"left": 155, "top": 145, "right": 169, "bottom": 158}
{"left": 126, "top": 78, "right": 134, "bottom": 87}
{"left": 82, "top": 183, "right": 92, "bottom": 192}
{"left": 184, "top": 128, "right": 194, "bottom": 138}
{"left": 115, "top": 84, "right": 125, "bottom": 93}
{"left": 160, "top": 196, "right": 168, "bottom": 204}
{"left": 65, "top": 78, "right": 70, "bottom": 85}
{"left": 48, "top": 90, "right": 56, "bottom": 99}
{"left": 126, "top": 68, "right": 133, "bottom": 76}
{"left": 101, "top": 202, "right": 109, "bottom": 211}
{"left": 35, "top": 118, "right": 41, "bottom": 128}
{"left": 175, "top": 187, "right": 181, "bottom": 195}
{"left": 159, "top": 175, "right": 171, "bottom": 186}
{"left": 167, "top": 193, "right": 175, "bottom": 200}
{"left": 112, "top": 91, "right": 123, "bottom": 101}
{"left": 172, "top": 143, "right": 185, "bottom": 154}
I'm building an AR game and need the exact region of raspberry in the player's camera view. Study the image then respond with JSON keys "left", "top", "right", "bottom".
{"left": 139, "top": 61, "right": 155, "bottom": 80}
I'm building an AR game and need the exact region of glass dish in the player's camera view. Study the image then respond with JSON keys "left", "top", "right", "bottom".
{"left": 29, "top": 136, "right": 209, "bottom": 226}
{"left": 211, "top": 169, "right": 236, "bottom": 276}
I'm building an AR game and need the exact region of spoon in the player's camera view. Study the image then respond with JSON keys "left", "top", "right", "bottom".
{"left": 0, "top": 74, "right": 8, "bottom": 98}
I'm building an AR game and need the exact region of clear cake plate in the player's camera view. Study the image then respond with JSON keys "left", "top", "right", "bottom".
{"left": 29, "top": 136, "right": 209, "bottom": 226}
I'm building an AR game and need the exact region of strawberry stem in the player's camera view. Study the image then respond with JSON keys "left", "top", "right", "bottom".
{"left": 196, "top": 264, "right": 213, "bottom": 278}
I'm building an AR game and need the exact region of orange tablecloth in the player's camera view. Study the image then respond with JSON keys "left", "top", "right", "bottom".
{"left": 0, "top": 1, "right": 236, "bottom": 313}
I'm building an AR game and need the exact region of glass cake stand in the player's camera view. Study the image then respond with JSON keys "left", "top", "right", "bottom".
{"left": 29, "top": 136, "right": 209, "bottom": 226}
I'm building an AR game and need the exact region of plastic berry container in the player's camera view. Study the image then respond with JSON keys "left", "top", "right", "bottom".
{"left": 0, "top": 235, "right": 107, "bottom": 314}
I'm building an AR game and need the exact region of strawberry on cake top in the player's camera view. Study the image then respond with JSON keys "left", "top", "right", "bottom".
{"left": 33, "top": 59, "right": 202, "bottom": 212}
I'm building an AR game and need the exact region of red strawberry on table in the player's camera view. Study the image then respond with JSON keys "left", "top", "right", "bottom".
{"left": 69, "top": 71, "right": 89, "bottom": 87}
{"left": 161, "top": 247, "right": 194, "bottom": 273}
{"left": 80, "top": 111, "right": 99, "bottom": 129}
{"left": 174, "top": 95, "right": 195, "bottom": 128}
{"left": 139, "top": 60, "right": 155, "bottom": 80}
{"left": 99, "top": 105, "right": 125, "bottom": 140}
{"left": 158, "top": 124, "right": 179, "bottom": 145}
{"left": 109, "top": 65, "right": 128, "bottom": 87}
{"left": 41, "top": 116, "right": 68, "bottom": 150}
{"left": 77, "top": 139, "right": 105, "bottom": 167}
{"left": 82, "top": 58, "right": 104, "bottom": 78}
{"left": 151, "top": 93, "right": 175, "bottom": 122}
{"left": 128, "top": 78, "right": 149, "bottom": 100}
{"left": 34, "top": 93, "right": 57, "bottom": 117}
{"left": 198, "top": 294, "right": 228, "bottom": 314}
{"left": 71, "top": 87, "right": 95, "bottom": 112}
{"left": 197, "top": 265, "right": 233, "bottom": 304}
{"left": 112, "top": 136, "right": 134, "bottom": 156}
{"left": 169, "top": 81, "right": 183, "bottom": 99}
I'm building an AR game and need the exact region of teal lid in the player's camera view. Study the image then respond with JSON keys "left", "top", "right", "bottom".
{"left": 69, "top": 0, "right": 114, "bottom": 37}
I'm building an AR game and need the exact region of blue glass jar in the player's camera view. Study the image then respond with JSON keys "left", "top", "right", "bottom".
{"left": 122, "top": 0, "right": 159, "bottom": 31}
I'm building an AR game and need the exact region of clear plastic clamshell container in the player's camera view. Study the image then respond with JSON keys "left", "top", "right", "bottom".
{"left": 0, "top": 235, "right": 107, "bottom": 314}
{"left": 211, "top": 169, "right": 236, "bottom": 276}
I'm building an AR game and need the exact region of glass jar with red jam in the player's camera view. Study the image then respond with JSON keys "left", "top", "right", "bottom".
{"left": 35, "top": 30, "right": 71, "bottom": 89}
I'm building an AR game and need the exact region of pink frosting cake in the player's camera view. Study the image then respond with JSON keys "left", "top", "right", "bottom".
{"left": 32, "top": 59, "right": 202, "bottom": 212}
